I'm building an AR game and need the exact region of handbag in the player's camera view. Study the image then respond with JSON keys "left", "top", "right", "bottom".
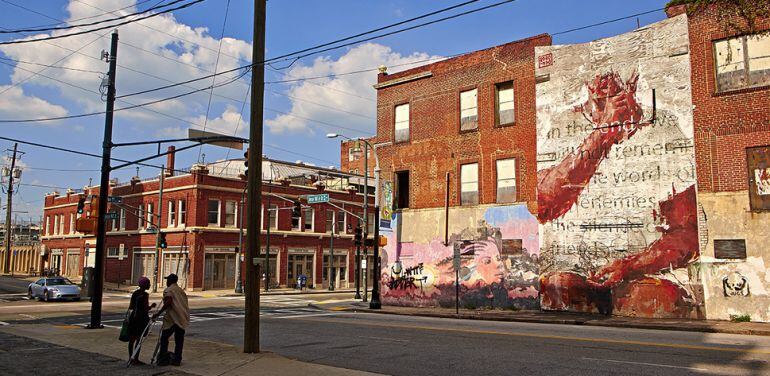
{"left": 119, "top": 309, "right": 132, "bottom": 342}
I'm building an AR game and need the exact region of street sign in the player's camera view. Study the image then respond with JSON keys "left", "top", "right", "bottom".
{"left": 104, "top": 211, "right": 119, "bottom": 220}
{"left": 107, "top": 196, "right": 122, "bottom": 203}
{"left": 146, "top": 226, "right": 158, "bottom": 234}
{"left": 307, "top": 193, "right": 329, "bottom": 204}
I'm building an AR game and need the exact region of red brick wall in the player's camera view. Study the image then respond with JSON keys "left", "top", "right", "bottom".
{"left": 374, "top": 34, "right": 551, "bottom": 212}
{"left": 340, "top": 137, "right": 376, "bottom": 176}
{"left": 670, "top": 5, "right": 770, "bottom": 192}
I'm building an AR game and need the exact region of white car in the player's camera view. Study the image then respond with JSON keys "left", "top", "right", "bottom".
{"left": 28, "top": 277, "right": 82, "bottom": 302}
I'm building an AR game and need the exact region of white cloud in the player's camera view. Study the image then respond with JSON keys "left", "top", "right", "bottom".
{"left": 266, "top": 43, "right": 442, "bottom": 135}
{"left": 187, "top": 104, "right": 247, "bottom": 136}
{"left": 0, "top": 0, "right": 252, "bottom": 134}
{"left": 0, "top": 85, "right": 68, "bottom": 122}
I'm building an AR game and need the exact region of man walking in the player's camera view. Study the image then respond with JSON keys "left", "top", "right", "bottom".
{"left": 153, "top": 273, "right": 189, "bottom": 366}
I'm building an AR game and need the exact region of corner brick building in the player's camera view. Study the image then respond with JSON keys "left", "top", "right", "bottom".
{"left": 340, "top": 137, "right": 376, "bottom": 177}
{"left": 667, "top": 4, "right": 770, "bottom": 322}
{"left": 41, "top": 157, "right": 375, "bottom": 291}
{"left": 373, "top": 34, "right": 551, "bottom": 309}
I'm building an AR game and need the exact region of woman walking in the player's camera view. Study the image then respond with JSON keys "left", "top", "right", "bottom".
{"left": 127, "top": 277, "right": 155, "bottom": 365}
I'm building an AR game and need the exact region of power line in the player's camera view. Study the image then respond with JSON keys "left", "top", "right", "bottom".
{"left": 552, "top": 8, "right": 665, "bottom": 36}
{"left": 23, "top": 0, "right": 157, "bottom": 29}
{"left": 0, "top": 56, "right": 103, "bottom": 74}
{"left": 0, "top": 0, "right": 205, "bottom": 46}
{"left": 22, "top": 166, "right": 100, "bottom": 172}
{"left": 0, "top": 0, "right": 186, "bottom": 34}
{"left": 265, "top": 107, "right": 372, "bottom": 137}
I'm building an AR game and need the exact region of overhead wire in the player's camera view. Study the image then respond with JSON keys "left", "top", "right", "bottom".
{"left": 0, "top": 0, "right": 205, "bottom": 46}
{"left": 26, "top": 0, "right": 157, "bottom": 29}
{"left": 0, "top": 56, "right": 103, "bottom": 74}
{"left": 0, "top": 0, "right": 187, "bottom": 34}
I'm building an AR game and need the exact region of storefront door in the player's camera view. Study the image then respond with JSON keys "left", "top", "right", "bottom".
{"left": 323, "top": 254, "right": 347, "bottom": 289}
{"left": 288, "top": 252, "right": 314, "bottom": 288}
{"left": 132, "top": 252, "right": 156, "bottom": 285}
{"left": 65, "top": 250, "right": 80, "bottom": 278}
{"left": 204, "top": 253, "right": 235, "bottom": 290}
{"left": 162, "top": 252, "right": 189, "bottom": 289}
{"left": 49, "top": 251, "right": 63, "bottom": 275}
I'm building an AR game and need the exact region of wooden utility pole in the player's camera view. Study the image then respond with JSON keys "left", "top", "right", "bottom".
{"left": 2, "top": 143, "right": 18, "bottom": 274}
{"left": 244, "top": 0, "right": 266, "bottom": 353}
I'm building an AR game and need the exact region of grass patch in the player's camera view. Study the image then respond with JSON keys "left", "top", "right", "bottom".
{"left": 729, "top": 314, "right": 751, "bottom": 322}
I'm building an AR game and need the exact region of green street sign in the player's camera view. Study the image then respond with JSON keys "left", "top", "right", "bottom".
{"left": 307, "top": 193, "right": 329, "bottom": 204}
{"left": 104, "top": 211, "right": 119, "bottom": 220}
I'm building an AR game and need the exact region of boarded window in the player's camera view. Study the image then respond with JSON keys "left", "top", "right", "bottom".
{"left": 394, "top": 104, "right": 410, "bottom": 143}
{"left": 496, "top": 158, "right": 517, "bottom": 203}
{"left": 461, "top": 163, "right": 479, "bottom": 205}
{"left": 714, "top": 32, "right": 770, "bottom": 92}
{"left": 460, "top": 88, "right": 478, "bottom": 131}
{"left": 714, "top": 239, "right": 747, "bottom": 259}
{"left": 747, "top": 145, "right": 770, "bottom": 211}
{"left": 395, "top": 170, "right": 410, "bottom": 209}
{"left": 496, "top": 81, "right": 515, "bottom": 126}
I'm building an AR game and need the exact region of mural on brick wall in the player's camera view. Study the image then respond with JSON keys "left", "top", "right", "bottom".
{"left": 535, "top": 15, "right": 704, "bottom": 318}
{"left": 380, "top": 205, "right": 539, "bottom": 309}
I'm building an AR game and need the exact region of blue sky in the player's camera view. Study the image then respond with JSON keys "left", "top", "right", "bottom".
{"left": 0, "top": 0, "right": 669, "bottom": 221}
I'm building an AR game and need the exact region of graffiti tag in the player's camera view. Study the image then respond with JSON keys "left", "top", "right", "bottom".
{"left": 722, "top": 272, "right": 750, "bottom": 297}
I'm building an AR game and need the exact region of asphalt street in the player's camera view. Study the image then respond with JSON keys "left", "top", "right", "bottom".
{"left": 2, "top": 276, "right": 769, "bottom": 376}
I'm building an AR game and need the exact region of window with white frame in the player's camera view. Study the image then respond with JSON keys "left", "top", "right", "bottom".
{"left": 208, "top": 199, "right": 220, "bottom": 226}
{"left": 303, "top": 207, "right": 314, "bottom": 231}
{"left": 496, "top": 81, "right": 515, "bottom": 126}
{"left": 225, "top": 201, "right": 237, "bottom": 227}
{"left": 138, "top": 204, "right": 144, "bottom": 229}
{"left": 269, "top": 204, "right": 278, "bottom": 230}
{"left": 60, "top": 214, "right": 65, "bottom": 234}
{"left": 178, "top": 200, "right": 186, "bottom": 226}
{"left": 461, "top": 163, "right": 479, "bottom": 205}
{"left": 714, "top": 32, "right": 770, "bottom": 92}
{"left": 53, "top": 214, "right": 59, "bottom": 235}
{"left": 146, "top": 202, "right": 154, "bottom": 229}
{"left": 107, "top": 245, "right": 126, "bottom": 258}
{"left": 168, "top": 200, "right": 176, "bottom": 228}
{"left": 46, "top": 216, "right": 50, "bottom": 235}
{"left": 119, "top": 208, "right": 126, "bottom": 230}
{"left": 69, "top": 213, "right": 75, "bottom": 234}
{"left": 460, "top": 88, "right": 478, "bottom": 131}
{"left": 496, "top": 158, "right": 517, "bottom": 203}
{"left": 394, "top": 103, "right": 410, "bottom": 143}
{"left": 326, "top": 210, "right": 335, "bottom": 233}
{"left": 337, "top": 210, "right": 345, "bottom": 234}
{"left": 367, "top": 212, "right": 375, "bottom": 235}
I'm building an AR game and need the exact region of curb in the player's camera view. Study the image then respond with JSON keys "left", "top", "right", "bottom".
{"left": 345, "top": 308, "right": 770, "bottom": 337}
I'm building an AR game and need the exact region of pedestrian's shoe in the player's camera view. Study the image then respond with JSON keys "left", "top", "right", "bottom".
{"left": 170, "top": 359, "right": 181, "bottom": 366}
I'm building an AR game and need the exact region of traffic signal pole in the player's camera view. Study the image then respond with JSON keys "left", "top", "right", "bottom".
{"left": 2, "top": 143, "right": 18, "bottom": 275}
{"left": 153, "top": 164, "right": 164, "bottom": 293}
{"left": 244, "top": 0, "right": 266, "bottom": 354}
{"left": 88, "top": 30, "right": 118, "bottom": 329}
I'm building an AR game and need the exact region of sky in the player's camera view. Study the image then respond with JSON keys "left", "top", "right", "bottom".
{"left": 0, "top": 0, "right": 670, "bottom": 221}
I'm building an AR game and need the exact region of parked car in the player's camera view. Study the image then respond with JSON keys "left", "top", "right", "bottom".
{"left": 28, "top": 277, "right": 81, "bottom": 302}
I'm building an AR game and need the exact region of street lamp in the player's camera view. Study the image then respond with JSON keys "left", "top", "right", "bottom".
{"left": 326, "top": 133, "right": 385, "bottom": 308}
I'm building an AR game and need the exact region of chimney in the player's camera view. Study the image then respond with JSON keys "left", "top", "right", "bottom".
{"left": 166, "top": 146, "right": 175, "bottom": 177}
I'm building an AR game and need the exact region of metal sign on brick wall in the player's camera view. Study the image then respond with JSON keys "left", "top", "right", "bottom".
{"left": 307, "top": 193, "right": 329, "bottom": 204}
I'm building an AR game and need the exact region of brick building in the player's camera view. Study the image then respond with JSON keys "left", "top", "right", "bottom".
{"left": 340, "top": 137, "right": 376, "bottom": 177}
{"left": 0, "top": 223, "right": 41, "bottom": 275}
{"left": 372, "top": 34, "right": 551, "bottom": 309}
{"left": 667, "top": 3, "right": 770, "bottom": 322}
{"left": 41, "top": 156, "right": 375, "bottom": 291}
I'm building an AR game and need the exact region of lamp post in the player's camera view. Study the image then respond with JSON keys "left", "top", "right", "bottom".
{"left": 326, "top": 133, "right": 386, "bottom": 308}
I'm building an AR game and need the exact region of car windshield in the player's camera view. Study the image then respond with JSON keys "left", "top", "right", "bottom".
{"left": 46, "top": 278, "right": 73, "bottom": 286}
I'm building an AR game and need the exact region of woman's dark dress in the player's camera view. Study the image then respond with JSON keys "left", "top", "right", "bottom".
{"left": 128, "top": 289, "right": 150, "bottom": 336}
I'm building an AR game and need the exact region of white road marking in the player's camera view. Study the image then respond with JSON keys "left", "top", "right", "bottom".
{"left": 0, "top": 321, "right": 10, "bottom": 326}
{"left": 273, "top": 312, "right": 350, "bottom": 319}
{"left": 360, "top": 336, "right": 409, "bottom": 343}
{"left": 582, "top": 357, "right": 709, "bottom": 371}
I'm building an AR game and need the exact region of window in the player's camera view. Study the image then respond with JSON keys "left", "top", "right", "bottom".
{"left": 496, "top": 158, "right": 517, "bottom": 203}
{"left": 60, "top": 214, "right": 65, "bottom": 234}
{"left": 146, "top": 202, "right": 154, "bottom": 229}
{"left": 394, "top": 103, "right": 410, "bottom": 143}
{"left": 395, "top": 170, "right": 410, "bottom": 209}
{"left": 168, "top": 200, "right": 176, "bottom": 228}
{"left": 326, "top": 210, "right": 335, "bottom": 233}
{"left": 225, "top": 201, "right": 237, "bottom": 227}
{"left": 460, "top": 88, "right": 478, "bottom": 131}
{"left": 337, "top": 211, "right": 345, "bottom": 234}
{"left": 268, "top": 204, "right": 278, "bottom": 230}
{"left": 69, "top": 213, "right": 75, "bottom": 234}
{"left": 46, "top": 216, "right": 50, "bottom": 235}
{"left": 208, "top": 199, "right": 220, "bottom": 226}
{"left": 52, "top": 215, "right": 58, "bottom": 235}
{"left": 496, "top": 81, "right": 515, "bottom": 126}
{"left": 119, "top": 208, "right": 126, "bottom": 230}
{"left": 303, "top": 207, "right": 314, "bottom": 232}
{"left": 178, "top": 200, "right": 186, "bottom": 226}
{"left": 461, "top": 163, "right": 479, "bottom": 205}
{"left": 138, "top": 204, "right": 144, "bottom": 229}
{"left": 367, "top": 212, "right": 375, "bottom": 235}
{"left": 714, "top": 32, "right": 770, "bottom": 92}
{"left": 107, "top": 247, "right": 119, "bottom": 258}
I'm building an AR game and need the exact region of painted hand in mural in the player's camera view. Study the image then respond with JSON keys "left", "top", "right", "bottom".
{"left": 537, "top": 71, "right": 647, "bottom": 223}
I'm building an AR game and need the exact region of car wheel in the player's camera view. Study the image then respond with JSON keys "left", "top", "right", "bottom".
{"left": 27, "top": 289, "right": 33, "bottom": 300}
{"left": 43, "top": 290, "right": 49, "bottom": 302}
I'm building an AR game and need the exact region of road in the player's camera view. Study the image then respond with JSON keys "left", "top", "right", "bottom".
{"left": 2, "top": 276, "right": 769, "bottom": 375}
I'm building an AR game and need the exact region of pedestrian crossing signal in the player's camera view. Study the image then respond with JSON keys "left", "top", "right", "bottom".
{"left": 159, "top": 232, "right": 167, "bottom": 249}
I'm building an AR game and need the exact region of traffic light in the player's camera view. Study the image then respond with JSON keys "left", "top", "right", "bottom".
{"left": 76, "top": 196, "right": 86, "bottom": 214}
{"left": 159, "top": 232, "right": 167, "bottom": 249}
{"left": 292, "top": 200, "right": 302, "bottom": 218}
{"left": 354, "top": 226, "right": 362, "bottom": 246}
{"left": 243, "top": 148, "right": 249, "bottom": 177}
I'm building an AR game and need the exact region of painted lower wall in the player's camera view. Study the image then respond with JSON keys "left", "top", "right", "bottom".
{"left": 380, "top": 204, "right": 539, "bottom": 309}
{"left": 697, "top": 192, "right": 770, "bottom": 322}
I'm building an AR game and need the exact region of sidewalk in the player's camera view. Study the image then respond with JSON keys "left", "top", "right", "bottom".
{"left": 103, "top": 281, "right": 363, "bottom": 298}
{"left": 347, "top": 304, "right": 770, "bottom": 337}
{"left": 0, "top": 323, "right": 380, "bottom": 376}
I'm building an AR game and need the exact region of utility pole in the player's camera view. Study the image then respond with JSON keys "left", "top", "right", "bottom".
{"left": 264, "top": 182, "right": 271, "bottom": 292}
{"left": 361, "top": 142, "right": 368, "bottom": 300}
{"left": 153, "top": 164, "right": 165, "bottom": 293}
{"left": 235, "top": 187, "right": 244, "bottom": 294}
{"left": 89, "top": 29, "right": 118, "bottom": 329}
{"left": 328, "top": 218, "right": 334, "bottom": 291}
{"left": 244, "top": 0, "right": 266, "bottom": 354}
{"left": 3, "top": 143, "right": 18, "bottom": 274}
{"left": 369, "top": 208, "right": 381, "bottom": 309}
